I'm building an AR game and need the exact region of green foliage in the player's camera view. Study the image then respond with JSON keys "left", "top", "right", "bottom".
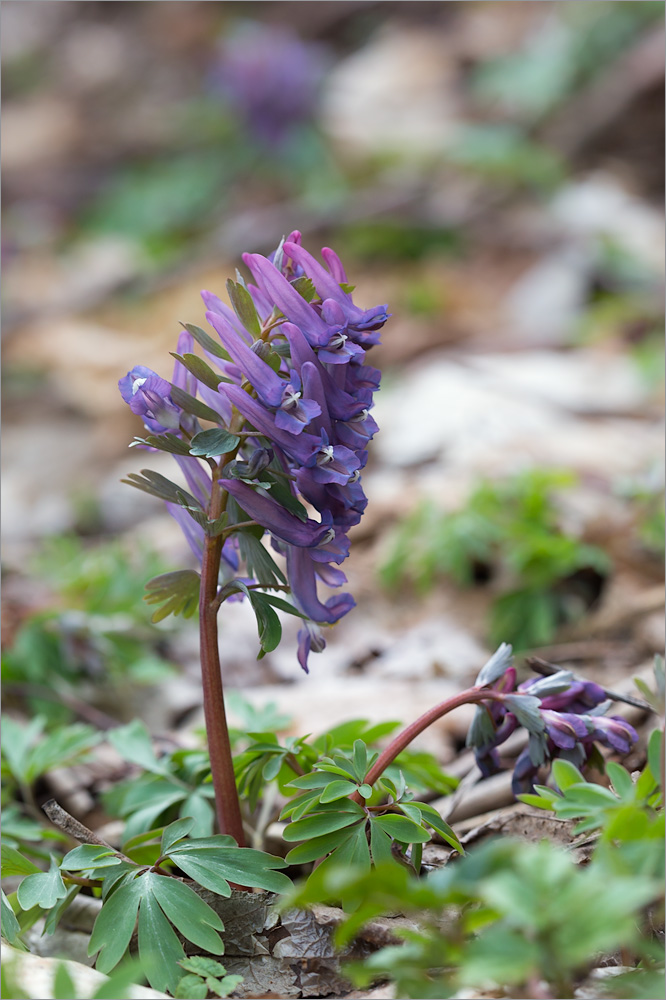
{"left": 143, "top": 570, "right": 200, "bottom": 623}
{"left": 104, "top": 720, "right": 216, "bottom": 842}
{"left": 1, "top": 716, "right": 100, "bottom": 793}
{"left": 341, "top": 219, "right": 462, "bottom": 263}
{"left": 448, "top": 124, "right": 564, "bottom": 191}
{"left": 473, "top": 1, "right": 664, "bottom": 121}
{"left": 175, "top": 957, "right": 243, "bottom": 999}
{"left": 380, "top": 469, "right": 610, "bottom": 650}
{"left": 519, "top": 731, "right": 665, "bottom": 878}
{"left": 7, "top": 819, "right": 290, "bottom": 993}
{"left": 281, "top": 740, "right": 664, "bottom": 998}
{"left": 2, "top": 536, "right": 176, "bottom": 724}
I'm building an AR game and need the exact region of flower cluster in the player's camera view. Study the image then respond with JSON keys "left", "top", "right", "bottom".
{"left": 209, "top": 22, "right": 326, "bottom": 146}
{"left": 120, "top": 232, "right": 388, "bottom": 671}
{"left": 467, "top": 649, "right": 639, "bottom": 794}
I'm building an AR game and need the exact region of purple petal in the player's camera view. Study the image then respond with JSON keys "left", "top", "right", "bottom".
{"left": 286, "top": 545, "right": 355, "bottom": 624}
{"left": 220, "top": 478, "right": 331, "bottom": 547}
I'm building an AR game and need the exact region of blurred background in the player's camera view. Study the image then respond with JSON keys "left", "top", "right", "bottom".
{"left": 2, "top": 1, "right": 664, "bottom": 756}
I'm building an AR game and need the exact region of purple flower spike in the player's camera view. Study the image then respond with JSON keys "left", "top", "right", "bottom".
{"left": 121, "top": 233, "right": 385, "bottom": 672}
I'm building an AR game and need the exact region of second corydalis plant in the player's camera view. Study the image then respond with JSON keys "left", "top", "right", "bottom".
{"left": 120, "top": 232, "right": 388, "bottom": 845}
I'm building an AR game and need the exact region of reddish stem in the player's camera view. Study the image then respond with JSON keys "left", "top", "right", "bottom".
{"left": 199, "top": 481, "right": 246, "bottom": 847}
{"left": 351, "top": 688, "right": 505, "bottom": 804}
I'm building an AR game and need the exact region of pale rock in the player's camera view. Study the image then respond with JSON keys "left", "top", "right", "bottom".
{"left": 550, "top": 172, "right": 665, "bottom": 274}
{"left": 1, "top": 943, "right": 169, "bottom": 1000}
{"left": 321, "top": 25, "right": 459, "bottom": 157}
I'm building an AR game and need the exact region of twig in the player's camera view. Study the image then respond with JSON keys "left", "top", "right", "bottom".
{"left": 42, "top": 799, "right": 133, "bottom": 864}
{"left": 525, "top": 657, "right": 655, "bottom": 714}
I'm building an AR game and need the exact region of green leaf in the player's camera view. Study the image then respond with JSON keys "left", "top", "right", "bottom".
{"left": 291, "top": 276, "right": 317, "bottom": 301}
{"left": 88, "top": 878, "right": 142, "bottom": 973}
{"left": 372, "top": 814, "right": 431, "bottom": 844}
{"left": 179, "top": 956, "right": 228, "bottom": 978}
{"left": 254, "top": 592, "right": 307, "bottom": 618}
{"left": 171, "top": 353, "right": 231, "bottom": 392}
{"left": 62, "top": 845, "right": 121, "bottom": 871}
{"left": 131, "top": 433, "right": 191, "bottom": 456}
{"left": 161, "top": 817, "right": 195, "bottom": 856}
{"left": 43, "top": 885, "right": 80, "bottom": 936}
{"left": 23, "top": 724, "right": 100, "bottom": 785}
{"left": 248, "top": 592, "right": 282, "bottom": 654}
{"left": 352, "top": 740, "right": 368, "bottom": 782}
{"left": 121, "top": 469, "right": 200, "bottom": 507}
{"left": 606, "top": 761, "right": 634, "bottom": 800}
{"left": 418, "top": 802, "right": 464, "bottom": 854}
{"left": 180, "top": 793, "right": 215, "bottom": 838}
{"left": 107, "top": 720, "right": 168, "bottom": 775}
{"left": 551, "top": 758, "right": 585, "bottom": 792}
{"left": 287, "top": 771, "right": 339, "bottom": 791}
{"left": 148, "top": 874, "right": 224, "bottom": 953}
{"left": 16, "top": 856, "right": 67, "bottom": 910}
{"left": 173, "top": 845, "right": 292, "bottom": 894}
{"left": 285, "top": 825, "right": 361, "bottom": 865}
{"left": 226, "top": 280, "right": 261, "bottom": 338}
{"left": 283, "top": 806, "right": 365, "bottom": 843}
{"left": 319, "top": 780, "right": 359, "bottom": 803}
{"left": 235, "top": 529, "right": 287, "bottom": 588}
{"left": 647, "top": 728, "right": 663, "bottom": 787}
{"left": 1, "top": 847, "right": 41, "bottom": 879}
{"left": 369, "top": 819, "right": 395, "bottom": 865}
{"left": 1, "top": 889, "right": 24, "bottom": 948}
{"left": 189, "top": 428, "right": 240, "bottom": 458}
{"left": 138, "top": 888, "right": 185, "bottom": 994}
{"left": 0, "top": 716, "right": 44, "bottom": 784}
{"left": 53, "top": 964, "right": 77, "bottom": 1000}
{"left": 182, "top": 323, "right": 231, "bottom": 361}
{"left": 143, "top": 570, "right": 200, "bottom": 623}
{"left": 170, "top": 385, "right": 223, "bottom": 424}
{"left": 175, "top": 975, "right": 208, "bottom": 1000}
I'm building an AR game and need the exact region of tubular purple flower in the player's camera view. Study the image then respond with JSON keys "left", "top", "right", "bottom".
{"left": 304, "top": 433, "right": 360, "bottom": 485}
{"left": 281, "top": 323, "right": 367, "bottom": 421}
{"left": 300, "top": 362, "right": 332, "bottom": 437}
{"left": 201, "top": 291, "right": 254, "bottom": 343}
{"left": 284, "top": 241, "right": 389, "bottom": 341}
{"left": 274, "top": 371, "right": 322, "bottom": 435}
{"left": 297, "top": 621, "right": 326, "bottom": 674}
{"left": 541, "top": 710, "right": 590, "bottom": 750}
{"left": 286, "top": 545, "right": 356, "bottom": 624}
{"left": 119, "top": 367, "right": 181, "bottom": 433}
{"left": 220, "top": 478, "right": 332, "bottom": 548}
{"left": 223, "top": 383, "right": 320, "bottom": 463}
{"left": 242, "top": 253, "right": 335, "bottom": 348}
{"left": 166, "top": 502, "right": 204, "bottom": 561}
{"left": 206, "top": 309, "right": 288, "bottom": 407}
{"left": 588, "top": 715, "right": 638, "bottom": 754}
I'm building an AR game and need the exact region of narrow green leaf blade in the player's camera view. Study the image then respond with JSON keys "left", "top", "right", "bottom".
{"left": 149, "top": 874, "right": 224, "bottom": 953}
{"left": 138, "top": 886, "right": 185, "bottom": 994}
{"left": 372, "top": 814, "right": 430, "bottom": 844}
{"left": 89, "top": 879, "right": 142, "bottom": 973}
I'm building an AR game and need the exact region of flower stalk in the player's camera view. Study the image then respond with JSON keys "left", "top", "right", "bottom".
{"left": 198, "top": 475, "right": 245, "bottom": 846}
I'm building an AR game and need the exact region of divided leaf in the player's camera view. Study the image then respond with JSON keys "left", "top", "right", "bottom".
{"left": 189, "top": 428, "right": 240, "bottom": 458}
{"left": 144, "top": 570, "right": 200, "bottom": 622}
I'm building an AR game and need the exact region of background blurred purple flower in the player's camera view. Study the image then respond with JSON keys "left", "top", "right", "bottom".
{"left": 209, "top": 21, "right": 327, "bottom": 147}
